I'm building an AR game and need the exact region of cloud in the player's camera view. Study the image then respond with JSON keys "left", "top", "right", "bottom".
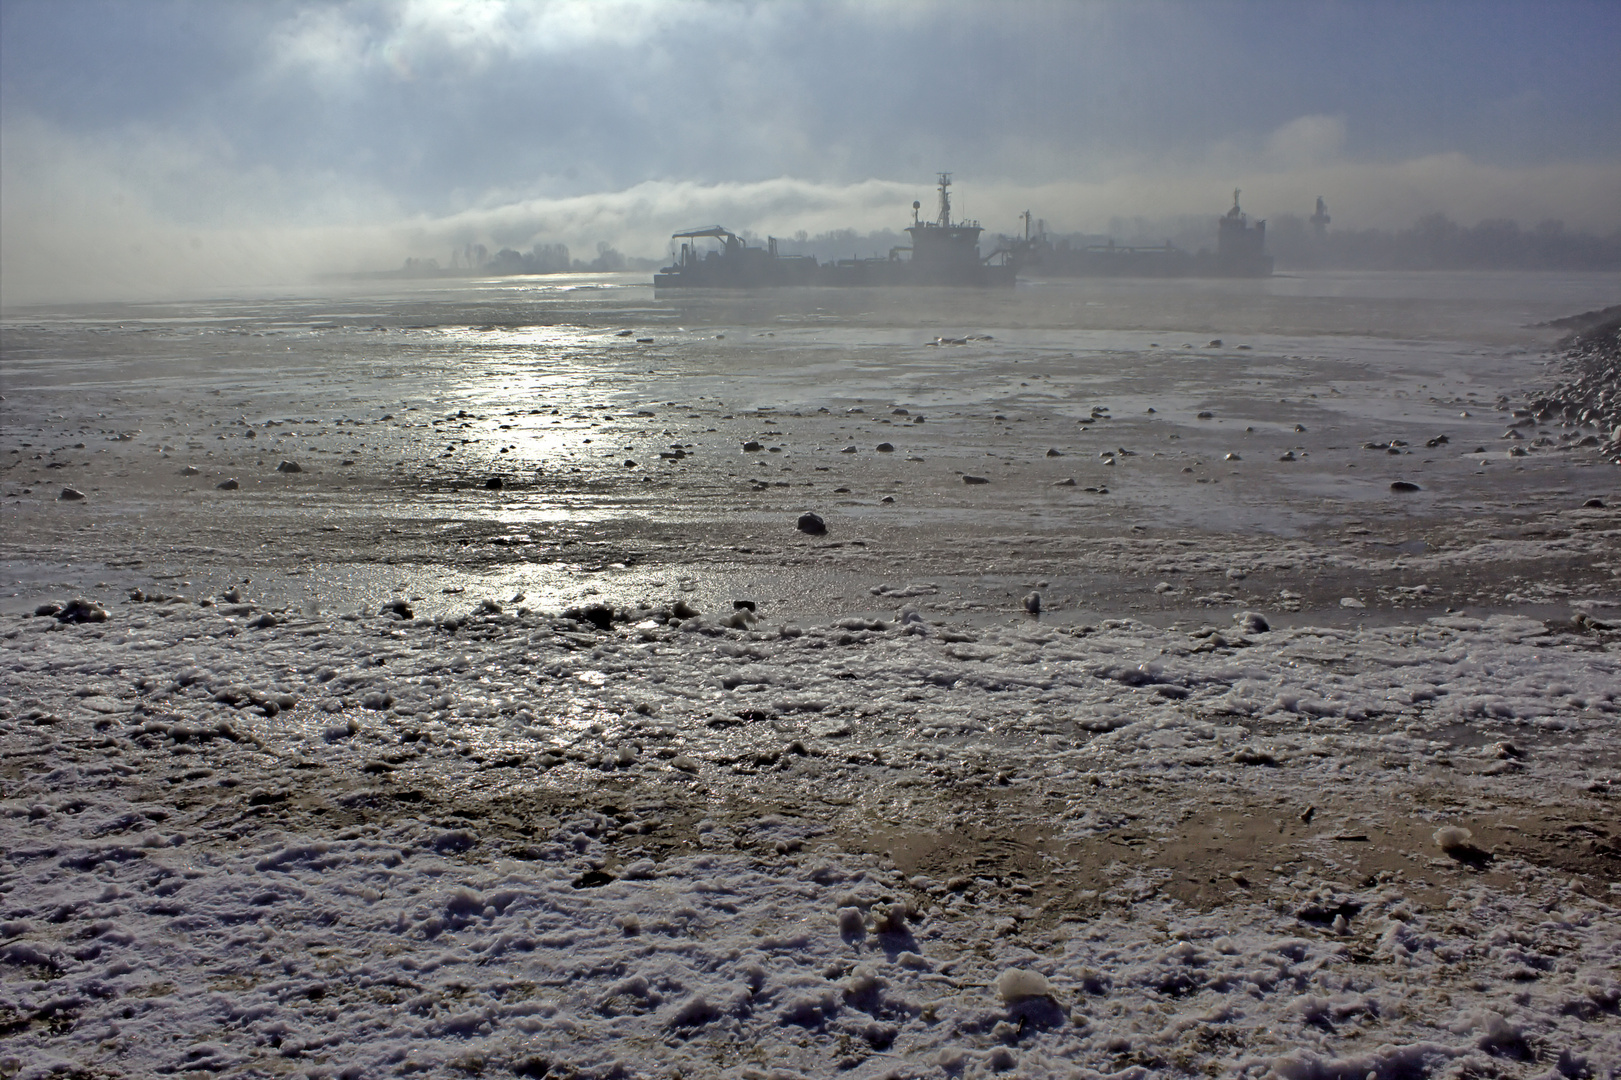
{"left": 1264, "top": 115, "right": 1347, "bottom": 171}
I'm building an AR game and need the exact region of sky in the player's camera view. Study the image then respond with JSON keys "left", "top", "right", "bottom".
{"left": 2, "top": 0, "right": 1619, "bottom": 304}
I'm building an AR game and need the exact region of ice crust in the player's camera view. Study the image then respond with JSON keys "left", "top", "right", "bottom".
{"left": 2, "top": 598, "right": 1618, "bottom": 1077}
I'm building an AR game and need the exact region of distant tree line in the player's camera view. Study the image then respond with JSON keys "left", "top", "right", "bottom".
{"left": 768, "top": 228, "right": 913, "bottom": 262}
{"left": 1022, "top": 211, "right": 1621, "bottom": 272}
{"left": 395, "top": 240, "right": 655, "bottom": 278}
{"left": 1267, "top": 213, "right": 1621, "bottom": 271}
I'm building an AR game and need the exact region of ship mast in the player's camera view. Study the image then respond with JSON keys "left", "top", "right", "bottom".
{"left": 936, "top": 172, "right": 952, "bottom": 228}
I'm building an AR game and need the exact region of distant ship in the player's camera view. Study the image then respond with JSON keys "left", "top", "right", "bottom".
{"left": 652, "top": 174, "right": 1018, "bottom": 290}
{"left": 1018, "top": 190, "right": 1274, "bottom": 278}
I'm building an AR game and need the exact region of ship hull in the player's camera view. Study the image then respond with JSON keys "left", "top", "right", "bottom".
{"left": 654, "top": 261, "right": 1016, "bottom": 291}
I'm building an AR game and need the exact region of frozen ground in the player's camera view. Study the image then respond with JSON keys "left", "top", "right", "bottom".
{"left": 2, "top": 272, "right": 1619, "bottom": 1077}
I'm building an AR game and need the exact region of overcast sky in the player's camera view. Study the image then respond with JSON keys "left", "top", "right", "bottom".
{"left": 3, "top": 0, "right": 1618, "bottom": 304}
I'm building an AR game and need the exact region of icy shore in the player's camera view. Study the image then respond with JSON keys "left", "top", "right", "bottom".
{"left": 3, "top": 274, "right": 1620, "bottom": 1076}
{"left": 3, "top": 593, "right": 1618, "bottom": 1077}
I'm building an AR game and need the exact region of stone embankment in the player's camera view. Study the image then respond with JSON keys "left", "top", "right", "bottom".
{"left": 1539, "top": 304, "right": 1621, "bottom": 465}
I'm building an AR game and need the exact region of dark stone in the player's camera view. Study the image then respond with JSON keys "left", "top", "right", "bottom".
{"left": 1390, "top": 481, "right": 1421, "bottom": 492}
{"left": 55, "top": 599, "right": 109, "bottom": 623}
{"left": 1235, "top": 611, "right": 1270, "bottom": 634}
{"left": 797, "top": 511, "right": 827, "bottom": 535}
{"left": 59, "top": 487, "right": 85, "bottom": 501}
{"left": 577, "top": 605, "right": 614, "bottom": 631}
{"left": 485, "top": 476, "right": 504, "bottom": 490}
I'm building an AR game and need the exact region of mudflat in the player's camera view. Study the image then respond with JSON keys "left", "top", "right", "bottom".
{"left": 2, "top": 272, "right": 1618, "bottom": 1077}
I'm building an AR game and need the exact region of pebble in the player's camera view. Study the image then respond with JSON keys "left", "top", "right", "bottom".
{"left": 875, "top": 443, "right": 894, "bottom": 452}
{"left": 1197, "top": 411, "right": 1214, "bottom": 419}
{"left": 1339, "top": 597, "right": 1365, "bottom": 609}
{"left": 1584, "top": 497, "right": 1605, "bottom": 508}
{"left": 217, "top": 478, "right": 239, "bottom": 490}
{"left": 743, "top": 441, "right": 763, "bottom": 452}
{"left": 1433, "top": 825, "right": 1472, "bottom": 853}
{"left": 59, "top": 487, "right": 85, "bottom": 501}
{"left": 839, "top": 445, "right": 857, "bottom": 454}
{"left": 276, "top": 460, "right": 302, "bottom": 473}
{"left": 1234, "top": 611, "right": 1269, "bottom": 634}
{"left": 1390, "top": 481, "right": 1421, "bottom": 492}
{"left": 1022, "top": 592, "right": 1041, "bottom": 614}
{"left": 1279, "top": 451, "right": 1296, "bottom": 461}
{"left": 796, "top": 512, "right": 827, "bottom": 535}
{"left": 181, "top": 465, "right": 201, "bottom": 476}
{"left": 40, "top": 598, "right": 109, "bottom": 623}
{"left": 961, "top": 475, "right": 990, "bottom": 485}
{"left": 1045, "top": 448, "right": 1063, "bottom": 457}
{"left": 485, "top": 476, "right": 504, "bottom": 489}
{"left": 997, "top": 968, "right": 1054, "bottom": 1003}
{"left": 1054, "top": 477, "right": 1076, "bottom": 486}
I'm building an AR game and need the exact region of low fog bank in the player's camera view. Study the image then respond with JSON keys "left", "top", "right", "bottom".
{"left": 5, "top": 143, "right": 1621, "bottom": 307}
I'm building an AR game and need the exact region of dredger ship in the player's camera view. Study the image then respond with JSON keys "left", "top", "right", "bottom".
{"left": 652, "top": 174, "right": 1019, "bottom": 290}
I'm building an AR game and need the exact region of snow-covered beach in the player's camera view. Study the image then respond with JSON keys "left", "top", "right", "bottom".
{"left": 3, "top": 272, "right": 1619, "bottom": 1077}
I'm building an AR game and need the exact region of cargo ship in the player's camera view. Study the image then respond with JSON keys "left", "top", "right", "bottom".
{"left": 1018, "top": 190, "right": 1273, "bottom": 278}
{"left": 652, "top": 174, "right": 1018, "bottom": 290}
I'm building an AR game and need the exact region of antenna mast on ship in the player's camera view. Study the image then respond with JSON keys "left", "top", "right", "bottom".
{"left": 936, "top": 172, "right": 952, "bottom": 227}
